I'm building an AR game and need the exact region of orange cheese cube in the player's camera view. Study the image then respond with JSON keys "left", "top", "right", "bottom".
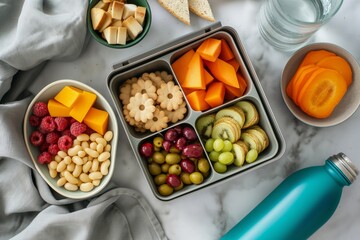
{"left": 54, "top": 86, "right": 82, "bottom": 108}
{"left": 83, "top": 107, "right": 109, "bottom": 135}
{"left": 47, "top": 99, "right": 71, "bottom": 117}
{"left": 70, "top": 91, "right": 97, "bottom": 123}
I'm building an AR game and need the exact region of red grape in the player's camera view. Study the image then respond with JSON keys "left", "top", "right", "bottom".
{"left": 164, "top": 129, "right": 178, "bottom": 142}
{"left": 140, "top": 142, "right": 153, "bottom": 157}
{"left": 175, "top": 137, "right": 187, "bottom": 150}
{"left": 166, "top": 174, "right": 181, "bottom": 188}
{"left": 180, "top": 159, "right": 195, "bottom": 173}
{"left": 182, "top": 127, "right": 197, "bottom": 141}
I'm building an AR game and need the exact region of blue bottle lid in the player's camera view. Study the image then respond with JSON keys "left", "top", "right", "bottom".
{"left": 330, "top": 153, "right": 359, "bottom": 183}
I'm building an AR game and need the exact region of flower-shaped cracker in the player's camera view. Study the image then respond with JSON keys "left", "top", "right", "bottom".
{"left": 127, "top": 93, "right": 156, "bottom": 123}
{"left": 157, "top": 81, "right": 184, "bottom": 111}
{"left": 145, "top": 107, "right": 169, "bottom": 132}
{"left": 131, "top": 79, "right": 157, "bottom": 101}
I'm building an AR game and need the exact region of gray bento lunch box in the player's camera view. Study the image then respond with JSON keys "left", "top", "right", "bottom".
{"left": 107, "top": 23, "right": 286, "bottom": 201}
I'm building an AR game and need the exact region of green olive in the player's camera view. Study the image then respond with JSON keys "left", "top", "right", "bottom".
{"left": 153, "top": 136, "right": 164, "bottom": 148}
{"left": 198, "top": 158, "right": 210, "bottom": 174}
{"left": 148, "top": 162, "right": 161, "bottom": 176}
{"left": 154, "top": 174, "right": 167, "bottom": 185}
{"left": 165, "top": 153, "right": 181, "bottom": 165}
{"left": 189, "top": 172, "right": 204, "bottom": 185}
{"left": 152, "top": 152, "right": 165, "bottom": 164}
{"left": 169, "top": 146, "right": 180, "bottom": 153}
{"left": 154, "top": 146, "right": 161, "bottom": 152}
{"left": 180, "top": 172, "right": 192, "bottom": 185}
{"left": 168, "top": 164, "right": 182, "bottom": 175}
{"left": 158, "top": 184, "right": 173, "bottom": 196}
{"left": 161, "top": 163, "right": 170, "bottom": 173}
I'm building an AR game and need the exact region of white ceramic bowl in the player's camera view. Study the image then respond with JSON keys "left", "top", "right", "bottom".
{"left": 23, "top": 79, "right": 118, "bottom": 199}
{"left": 281, "top": 43, "right": 360, "bottom": 127}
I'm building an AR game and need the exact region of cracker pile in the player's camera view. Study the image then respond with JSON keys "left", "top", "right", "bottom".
{"left": 158, "top": 0, "right": 215, "bottom": 25}
{"left": 119, "top": 71, "right": 187, "bottom": 133}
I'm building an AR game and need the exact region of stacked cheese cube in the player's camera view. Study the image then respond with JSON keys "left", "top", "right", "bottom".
{"left": 48, "top": 86, "right": 109, "bottom": 135}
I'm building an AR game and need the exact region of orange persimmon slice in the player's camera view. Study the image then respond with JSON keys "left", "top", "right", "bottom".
{"left": 316, "top": 56, "right": 353, "bottom": 87}
{"left": 299, "top": 50, "right": 336, "bottom": 67}
{"left": 286, "top": 64, "right": 315, "bottom": 99}
{"left": 298, "top": 69, "right": 347, "bottom": 118}
{"left": 292, "top": 65, "right": 319, "bottom": 105}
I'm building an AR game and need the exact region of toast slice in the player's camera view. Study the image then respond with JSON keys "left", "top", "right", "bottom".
{"left": 158, "top": 0, "right": 190, "bottom": 25}
{"left": 189, "top": 0, "right": 215, "bottom": 22}
{"left": 103, "top": 27, "right": 118, "bottom": 44}
{"left": 91, "top": 8, "right": 107, "bottom": 31}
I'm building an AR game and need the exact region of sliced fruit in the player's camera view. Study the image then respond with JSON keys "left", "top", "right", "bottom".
{"left": 243, "top": 126, "right": 269, "bottom": 153}
{"left": 195, "top": 114, "right": 215, "bottom": 138}
{"left": 196, "top": 38, "right": 222, "bottom": 62}
{"left": 227, "top": 59, "right": 240, "bottom": 72}
{"left": 292, "top": 65, "right": 319, "bottom": 105}
{"left": 224, "top": 73, "right": 247, "bottom": 101}
{"left": 250, "top": 125, "right": 270, "bottom": 151}
{"left": 286, "top": 64, "right": 316, "bottom": 99}
{"left": 205, "top": 58, "right": 239, "bottom": 88}
{"left": 299, "top": 50, "right": 336, "bottom": 68}
{"left": 171, "top": 49, "right": 195, "bottom": 85}
{"left": 316, "top": 55, "right": 353, "bottom": 86}
{"left": 215, "top": 106, "right": 245, "bottom": 128}
{"left": 204, "top": 81, "right": 225, "bottom": 108}
{"left": 240, "top": 132, "right": 262, "bottom": 153}
{"left": 182, "top": 52, "right": 206, "bottom": 90}
{"left": 235, "top": 101, "right": 259, "bottom": 128}
{"left": 186, "top": 90, "right": 210, "bottom": 111}
{"left": 204, "top": 69, "right": 215, "bottom": 85}
{"left": 233, "top": 140, "right": 249, "bottom": 167}
{"left": 211, "top": 117, "right": 240, "bottom": 143}
{"left": 218, "top": 39, "right": 234, "bottom": 61}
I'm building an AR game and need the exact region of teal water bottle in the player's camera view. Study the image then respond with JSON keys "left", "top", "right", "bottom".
{"left": 221, "top": 153, "right": 359, "bottom": 240}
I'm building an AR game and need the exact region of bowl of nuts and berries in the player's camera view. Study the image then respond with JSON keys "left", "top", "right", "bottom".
{"left": 23, "top": 79, "right": 118, "bottom": 199}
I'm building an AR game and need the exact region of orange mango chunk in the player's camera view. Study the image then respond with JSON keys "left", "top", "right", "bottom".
{"left": 219, "top": 39, "right": 234, "bottom": 61}
{"left": 171, "top": 49, "right": 195, "bottom": 85}
{"left": 205, "top": 58, "right": 239, "bottom": 88}
{"left": 182, "top": 52, "right": 206, "bottom": 90}
{"left": 83, "top": 107, "right": 109, "bottom": 135}
{"left": 186, "top": 90, "right": 210, "bottom": 111}
{"left": 224, "top": 73, "right": 247, "bottom": 100}
{"left": 47, "top": 99, "right": 71, "bottom": 117}
{"left": 204, "top": 68, "right": 214, "bottom": 85}
{"left": 227, "top": 58, "right": 240, "bottom": 72}
{"left": 205, "top": 81, "right": 225, "bottom": 108}
{"left": 196, "top": 38, "right": 222, "bottom": 62}
{"left": 54, "top": 86, "right": 82, "bottom": 108}
{"left": 70, "top": 91, "right": 97, "bottom": 123}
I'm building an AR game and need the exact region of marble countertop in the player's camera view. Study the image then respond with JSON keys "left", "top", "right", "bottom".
{"left": 28, "top": 0, "right": 360, "bottom": 239}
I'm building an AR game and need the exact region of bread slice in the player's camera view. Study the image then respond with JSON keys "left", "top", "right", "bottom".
{"left": 99, "top": 12, "right": 113, "bottom": 32}
{"left": 94, "top": 1, "right": 109, "bottom": 11}
{"left": 117, "top": 27, "right": 127, "bottom": 45}
{"left": 122, "top": 16, "right": 143, "bottom": 40}
{"left": 123, "top": 4, "right": 137, "bottom": 19}
{"left": 158, "top": 0, "right": 190, "bottom": 25}
{"left": 91, "top": 8, "right": 107, "bottom": 31}
{"left": 189, "top": 0, "right": 215, "bottom": 22}
{"left": 111, "top": 20, "right": 123, "bottom": 27}
{"left": 103, "top": 26, "right": 118, "bottom": 44}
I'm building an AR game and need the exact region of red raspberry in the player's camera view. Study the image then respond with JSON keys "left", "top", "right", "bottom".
{"left": 30, "top": 131, "right": 44, "bottom": 146}
{"left": 61, "top": 129, "right": 74, "bottom": 139}
{"left": 29, "top": 115, "right": 41, "bottom": 127}
{"left": 54, "top": 117, "right": 69, "bottom": 131}
{"left": 68, "top": 117, "right": 77, "bottom": 124}
{"left": 38, "top": 152, "right": 52, "bottom": 164}
{"left": 58, "top": 135, "right": 73, "bottom": 151}
{"left": 39, "top": 116, "right": 56, "bottom": 133}
{"left": 46, "top": 132, "right": 60, "bottom": 144}
{"left": 40, "top": 142, "right": 50, "bottom": 152}
{"left": 48, "top": 144, "right": 60, "bottom": 156}
{"left": 32, "top": 102, "right": 49, "bottom": 117}
{"left": 70, "top": 122, "right": 87, "bottom": 137}
{"left": 84, "top": 127, "right": 95, "bottom": 136}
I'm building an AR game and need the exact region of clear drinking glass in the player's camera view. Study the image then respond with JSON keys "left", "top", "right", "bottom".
{"left": 258, "top": 0, "right": 343, "bottom": 52}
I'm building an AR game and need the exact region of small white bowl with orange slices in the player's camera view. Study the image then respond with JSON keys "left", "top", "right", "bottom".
{"left": 281, "top": 43, "right": 360, "bottom": 127}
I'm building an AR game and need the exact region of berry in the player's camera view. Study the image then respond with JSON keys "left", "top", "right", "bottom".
{"left": 61, "top": 129, "right": 73, "bottom": 138}
{"left": 30, "top": 131, "right": 44, "bottom": 146}
{"left": 162, "top": 140, "right": 172, "bottom": 152}
{"left": 39, "top": 116, "right": 56, "bottom": 133}
{"left": 164, "top": 129, "right": 178, "bottom": 142}
{"left": 84, "top": 127, "right": 95, "bottom": 136}
{"left": 46, "top": 132, "right": 60, "bottom": 144}
{"left": 54, "top": 117, "right": 68, "bottom": 131}
{"left": 70, "top": 122, "right": 87, "bottom": 137}
{"left": 68, "top": 117, "right": 77, "bottom": 124}
{"left": 40, "top": 142, "right": 50, "bottom": 152}
{"left": 29, "top": 115, "right": 41, "bottom": 127}
{"left": 48, "top": 144, "right": 60, "bottom": 156}
{"left": 37, "top": 152, "right": 52, "bottom": 165}
{"left": 32, "top": 102, "right": 49, "bottom": 117}
{"left": 58, "top": 135, "right": 73, "bottom": 151}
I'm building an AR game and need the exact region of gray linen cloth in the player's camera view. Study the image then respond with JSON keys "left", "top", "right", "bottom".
{"left": 0, "top": 1, "right": 167, "bottom": 239}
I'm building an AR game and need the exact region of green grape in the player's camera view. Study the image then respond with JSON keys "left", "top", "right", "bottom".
{"left": 222, "top": 140, "right": 233, "bottom": 152}
{"left": 213, "top": 138, "right": 224, "bottom": 152}
{"left": 218, "top": 152, "right": 234, "bottom": 165}
{"left": 205, "top": 138, "right": 215, "bottom": 152}
{"left": 209, "top": 151, "right": 220, "bottom": 162}
{"left": 246, "top": 149, "right": 258, "bottom": 163}
{"left": 214, "top": 162, "right": 227, "bottom": 173}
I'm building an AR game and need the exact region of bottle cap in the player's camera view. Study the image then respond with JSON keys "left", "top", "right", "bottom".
{"left": 330, "top": 153, "right": 359, "bottom": 183}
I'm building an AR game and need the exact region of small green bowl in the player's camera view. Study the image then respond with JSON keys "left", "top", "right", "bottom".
{"left": 87, "top": 0, "right": 152, "bottom": 48}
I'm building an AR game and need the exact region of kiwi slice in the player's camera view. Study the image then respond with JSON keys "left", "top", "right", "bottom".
{"left": 246, "top": 126, "right": 269, "bottom": 152}
{"left": 215, "top": 106, "right": 246, "bottom": 128}
{"left": 196, "top": 114, "right": 215, "bottom": 138}
{"left": 217, "top": 116, "right": 241, "bottom": 141}
{"left": 233, "top": 140, "right": 249, "bottom": 167}
{"left": 211, "top": 117, "right": 239, "bottom": 143}
{"left": 235, "top": 101, "right": 259, "bottom": 128}
{"left": 240, "top": 132, "right": 262, "bottom": 153}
